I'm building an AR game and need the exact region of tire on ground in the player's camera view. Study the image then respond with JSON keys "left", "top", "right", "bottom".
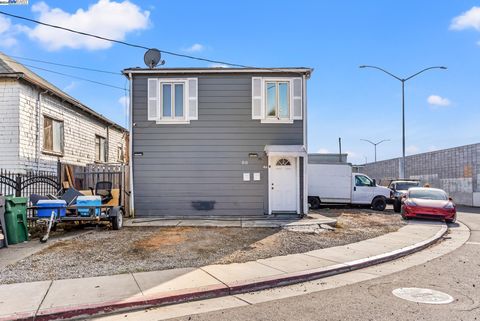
{"left": 371, "top": 196, "right": 387, "bottom": 211}
{"left": 393, "top": 199, "right": 402, "bottom": 213}
{"left": 308, "top": 197, "right": 321, "bottom": 210}
{"left": 111, "top": 207, "right": 124, "bottom": 230}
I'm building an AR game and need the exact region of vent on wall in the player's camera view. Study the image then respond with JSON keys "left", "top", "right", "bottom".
{"left": 191, "top": 201, "right": 216, "bottom": 211}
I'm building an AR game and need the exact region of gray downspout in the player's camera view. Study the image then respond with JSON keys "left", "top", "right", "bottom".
{"left": 303, "top": 74, "right": 308, "bottom": 214}
{"left": 36, "top": 90, "right": 48, "bottom": 172}
{"left": 127, "top": 73, "right": 135, "bottom": 217}
{"left": 106, "top": 125, "right": 111, "bottom": 163}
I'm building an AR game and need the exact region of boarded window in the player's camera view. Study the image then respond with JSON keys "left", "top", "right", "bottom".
{"left": 117, "top": 145, "right": 124, "bottom": 162}
{"left": 95, "top": 135, "right": 106, "bottom": 162}
{"left": 43, "top": 116, "right": 64, "bottom": 154}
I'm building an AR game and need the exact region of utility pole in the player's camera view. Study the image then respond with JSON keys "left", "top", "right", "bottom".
{"left": 359, "top": 65, "right": 447, "bottom": 178}
{"left": 338, "top": 137, "right": 342, "bottom": 162}
{"left": 360, "top": 139, "right": 390, "bottom": 163}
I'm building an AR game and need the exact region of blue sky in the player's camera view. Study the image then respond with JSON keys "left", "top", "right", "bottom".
{"left": 1, "top": 0, "right": 479, "bottom": 164}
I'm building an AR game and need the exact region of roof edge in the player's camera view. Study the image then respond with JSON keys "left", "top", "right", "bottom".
{"left": 122, "top": 67, "right": 313, "bottom": 77}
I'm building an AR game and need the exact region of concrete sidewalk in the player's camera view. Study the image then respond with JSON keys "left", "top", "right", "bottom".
{"left": 0, "top": 221, "right": 447, "bottom": 321}
{"left": 124, "top": 213, "right": 337, "bottom": 228}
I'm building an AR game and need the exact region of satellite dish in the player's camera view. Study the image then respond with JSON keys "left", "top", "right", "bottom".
{"left": 144, "top": 48, "right": 164, "bottom": 68}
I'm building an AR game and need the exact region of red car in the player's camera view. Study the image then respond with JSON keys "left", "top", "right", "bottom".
{"left": 401, "top": 187, "right": 456, "bottom": 223}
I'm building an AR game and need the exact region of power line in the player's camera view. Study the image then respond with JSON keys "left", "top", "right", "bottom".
{"left": 8, "top": 54, "right": 121, "bottom": 75}
{"left": 19, "top": 61, "right": 125, "bottom": 91}
{"left": 0, "top": 10, "right": 251, "bottom": 68}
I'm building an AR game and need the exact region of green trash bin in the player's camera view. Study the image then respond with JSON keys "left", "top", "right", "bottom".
{"left": 4, "top": 196, "right": 28, "bottom": 244}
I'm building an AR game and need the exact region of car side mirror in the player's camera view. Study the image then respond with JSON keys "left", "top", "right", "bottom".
{"left": 372, "top": 179, "right": 376, "bottom": 186}
{"left": 449, "top": 197, "right": 453, "bottom": 201}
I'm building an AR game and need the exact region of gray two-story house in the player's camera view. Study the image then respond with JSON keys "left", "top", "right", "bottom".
{"left": 123, "top": 67, "right": 312, "bottom": 217}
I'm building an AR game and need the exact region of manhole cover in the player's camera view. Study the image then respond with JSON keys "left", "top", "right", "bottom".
{"left": 392, "top": 288, "right": 454, "bottom": 305}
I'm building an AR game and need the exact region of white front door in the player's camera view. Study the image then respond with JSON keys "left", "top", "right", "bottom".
{"left": 270, "top": 157, "right": 297, "bottom": 213}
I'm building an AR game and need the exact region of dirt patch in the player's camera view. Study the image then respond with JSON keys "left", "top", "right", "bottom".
{"left": 134, "top": 227, "right": 193, "bottom": 249}
{"left": 0, "top": 209, "right": 405, "bottom": 284}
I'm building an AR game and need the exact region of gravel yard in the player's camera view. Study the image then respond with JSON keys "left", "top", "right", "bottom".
{"left": 0, "top": 209, "right": 405, "bottom": 284}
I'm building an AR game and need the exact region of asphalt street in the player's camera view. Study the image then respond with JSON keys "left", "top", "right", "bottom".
{"left": 96, "top": 208, "right": 480, "bottom": 321}
{"left": 165, "top": 209, "right": 480, "bottom": 321}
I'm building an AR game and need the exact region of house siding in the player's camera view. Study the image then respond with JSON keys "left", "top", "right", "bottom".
{"left": 0, "top": 79, "right": 20, "bottom": 170}
{"left": 132, "top": 74, "right": 304, "bottom": 217}
{"left": 1, "top": 79, "right": 126, "bottom": 173}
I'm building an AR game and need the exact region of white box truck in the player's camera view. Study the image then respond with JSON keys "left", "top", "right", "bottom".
{"left": 308, "top": 163, "right": 391, "bottom": 211}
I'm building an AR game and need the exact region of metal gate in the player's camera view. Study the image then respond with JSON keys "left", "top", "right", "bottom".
{"left": 0, "top": 169, "right": 60, "bottom": 198}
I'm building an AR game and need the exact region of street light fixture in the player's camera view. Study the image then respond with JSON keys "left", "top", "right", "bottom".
{"left": 359, "top": 65, "right": 447, "bottom": 178}
{"left": 360, "top": 139, "right": 390, "bottom": 163}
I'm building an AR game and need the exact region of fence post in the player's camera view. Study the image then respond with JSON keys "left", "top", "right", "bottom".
{"left": 15, "top": 175, "right": 21, "bottom": 197}
{"left": 57, "top": 160, "right": 62, "bottom": 191}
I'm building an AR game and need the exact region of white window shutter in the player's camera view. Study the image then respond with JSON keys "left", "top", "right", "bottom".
{"left": 187, "top": 78, "right": 198, "bottom": 120}
{"left": 252, "top": 77, "right": 264, "bottom": 119}
{"left": 147, "top": 78, "right": 159, "bottom": 120}
{"left": 291, "top": 77, "right": 303, "bottom": 120}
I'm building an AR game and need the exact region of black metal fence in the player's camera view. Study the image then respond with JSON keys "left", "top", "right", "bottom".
{"left": 0, "top": 169, "right": 60, "bottom": 198}
{"left": 0, "top": 169, "right": 61, "bottom": 227}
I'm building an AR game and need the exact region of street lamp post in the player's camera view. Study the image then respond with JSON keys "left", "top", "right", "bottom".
{"left": 359, "top": 65, "right": 447, "bottom": 178}
{"left": 360, "top": 139, "right": 390, "bottom": 163}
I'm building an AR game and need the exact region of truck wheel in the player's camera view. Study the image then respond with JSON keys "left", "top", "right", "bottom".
{"left": 393, "top": 199, "right": 401, "bottom": 213}
{"left": 308, "top": 197, "right": 321, "bottom": 210}
{"left": 371, "top": 197, "right": 387, "bottom": 211}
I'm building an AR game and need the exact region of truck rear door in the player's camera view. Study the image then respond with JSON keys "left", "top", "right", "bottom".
{"left": 352, "top": 174, "right": 374, "bottom": 204}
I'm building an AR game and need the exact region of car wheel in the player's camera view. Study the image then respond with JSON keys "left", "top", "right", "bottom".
{"left": 393, "top": 199, "right": 402, "bottom": 213}
{"left": 401, "top": 207, "right": 409, "bottom": 220}
{"left": 371, "top": 197, "right": 387, "bottom": 211}
{"left": 446, "top": 215, "right": 456, "bottom": 224}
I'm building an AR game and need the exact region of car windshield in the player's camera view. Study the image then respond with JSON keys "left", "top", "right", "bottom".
{"left": 396, "top": 182, "right": 420, "bottom": 190}
{"left": 409, "top": 189, "right": 448, "bottom": 200}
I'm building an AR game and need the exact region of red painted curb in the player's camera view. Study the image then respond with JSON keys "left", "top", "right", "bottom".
{"left": 3, "top": 224, "right": 448, "bottom": 321}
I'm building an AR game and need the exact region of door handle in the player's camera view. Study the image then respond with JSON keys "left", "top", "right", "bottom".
{"left": 354, "top": 187, "right": 356, "bottom": 191}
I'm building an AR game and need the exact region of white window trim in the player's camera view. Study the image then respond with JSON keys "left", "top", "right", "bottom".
{"left": 261, "top": 78, "right": 293, "bottom": 124}
{"left": 147, "top": 77, "right": 198, "bottom": 125}
{"left": 157, "top": 79, "right": 187, "bottom": 124}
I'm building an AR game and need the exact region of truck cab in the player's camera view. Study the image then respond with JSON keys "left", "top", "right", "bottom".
{"left": 351, "top": 173, "right": 391, "bottom": 210}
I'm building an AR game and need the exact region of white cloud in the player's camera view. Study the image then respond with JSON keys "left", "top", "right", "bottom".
{"left": 25, "top": 0, "right": 150, "bottom": 51}
{"left": 450, "top": 7, "right": 480, "bottom": 31}
{"left": 184, "top": 43, "right": 205, "bottom": 53}
{"left": 63, "top": 81, "right": 77, "bottom": 92}
{"left": 0, "top": 15, "right": 22, "bottom": 48}
{"left": 427, "top": 145, "right": 438, "bottom": 152}
{"left": 317, "top": 148, "right": 330, "bottom": 153}
{"left": 427, "top": 95, "right": 451, "bottom": 107}
{"left": 0, "top": 16, "right": 10, "bottom": 34}
{"left": 406, "top": 145, "right": 420, "bottom": 155}
{"left": 209, "top": 63, "right": 229, "bottom": 68}
{"left": 118, "top": 95, "right": 129, "bottom": 108}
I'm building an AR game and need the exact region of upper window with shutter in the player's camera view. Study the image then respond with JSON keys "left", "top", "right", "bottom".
{"left": 251, "top": 77, "right": 303, "bottom": 123}
{"left": 147, "top": 78, "right": 198, "bottom": 124}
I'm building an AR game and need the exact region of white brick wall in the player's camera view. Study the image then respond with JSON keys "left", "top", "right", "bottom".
{"left": 1, "top": 79, "right": 126, "bottom": 173}
{"left": 0, "top": 79, "right": 20, "bottom": 170}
